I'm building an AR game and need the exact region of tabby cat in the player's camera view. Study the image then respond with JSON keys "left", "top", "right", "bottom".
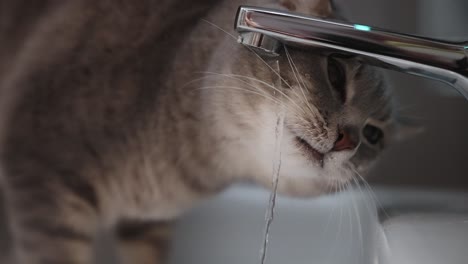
{"left": 0, "top": 0, "right": 405, "bottom": 263}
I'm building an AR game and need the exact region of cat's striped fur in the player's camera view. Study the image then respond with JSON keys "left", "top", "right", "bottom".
{"left": 0, "top": 0, "right": 399, "bottom": 263}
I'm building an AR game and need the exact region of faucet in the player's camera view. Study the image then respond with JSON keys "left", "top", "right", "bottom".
{"left": 234, "top": 6, "right": 468, "bottom": 100}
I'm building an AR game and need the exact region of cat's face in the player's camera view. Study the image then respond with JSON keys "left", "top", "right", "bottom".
{"left": 204, "top": 0, "right": 405, "bottom": 197}
{"left": 246, "top": 48, "right": 398, "bottom": 197}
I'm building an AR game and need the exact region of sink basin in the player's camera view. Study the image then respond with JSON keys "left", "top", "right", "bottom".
{"left": 169, "top": 186, "right": 468, "bottom": 264}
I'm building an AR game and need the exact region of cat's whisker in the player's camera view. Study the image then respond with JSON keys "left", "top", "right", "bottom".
{"left": 194, "top": 72, "right": 276, "bottom": 96}
{"left": 287, "top": 124, "right": 323, "bottom": 140}
{"left": 284, "top": 46, "right": 309, "bottom": 94}
{"left": 336, "top": 181, "right": 345, "bottom": 240}
{"left": 323, "top": 178, "right": 340, "bottom": 236}
{"left": 350, "top": 173, "right": 375, "bottom": 221}
{"left": 193, "top": 85, "right": 282, "bottom": 106}
{"left": 295, "top": 129, "right": 325, "bottom": 141}
{"left": 346, "top": 180, "right": 365, "bottom": 260}
{"left": 283, "top": 47, "right": 309, "bottom": 104}
{"left": 196, "top": 71, "right": 308, "bottom": 116}
{"left": 201, "top": 20, "right": 297, "bottom": 97}
{"left": 349, "top": 165, "right": 390, "bottom": 220}
{"left": 199, "top": 72, "right": 281, "bottom": 93}
{"left": 217, "top": 73, "right": 307, "bottom": 115}
{"left": 324, "top": 179, "right": 347, "bottom": 261}
{"left": 288, "top": 114, "right": 326, "bottom": 131}
{"left": 343, "top": 182, "right": 355, "bottom": 257}
{"left": 246, "top": 50, "right": 293, "bottom": 89}
{"left": 201, "top": 19, "right": 238, "bottom": 40}
{"left": 193, "top": 60, "right": 319, "bottom": 125}
{"left": 339, "top": 180, "right": 350, "bottom": 240}
{"left": 284, "top": 46, "right": 321, "bottom": 118}
{"left": 284, "top": 46, "right": 325, "bottom": 124}
{"left": 181, "top": 74, "right": 228, "bottom": 88}
{"left": 193, "top": 85, "right": 306, "bottom": 118}
{"left": 284, "top": 45, "right": 306, "bottom": 90}
{"left": 190, "top": 72, "right": 283, "bottom": 100}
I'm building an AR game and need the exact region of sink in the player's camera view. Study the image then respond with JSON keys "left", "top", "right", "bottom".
{"left": 169, "top": 186, "right": 468, "bottom": 264}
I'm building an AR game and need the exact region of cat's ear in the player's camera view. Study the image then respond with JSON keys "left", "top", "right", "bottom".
{"left": 393, "top": 117, "right": 425, "bottom": 142}
{"left": 279, "top": 0, "right": 335, "bottom": 18}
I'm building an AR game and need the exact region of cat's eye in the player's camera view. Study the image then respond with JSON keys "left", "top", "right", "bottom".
{"left": 327, "top": 56, "right": 346, "bottom": 103}
{"left": 363, "top": 124, "right": 383, "bottom": 145}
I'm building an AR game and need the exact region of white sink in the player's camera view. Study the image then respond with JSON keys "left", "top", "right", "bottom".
{"left": 169, "top": 186, "right": 468, "bottom": 264}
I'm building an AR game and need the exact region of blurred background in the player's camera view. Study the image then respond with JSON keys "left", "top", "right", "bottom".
{"left": 340, "top": 0, "right": 468, "bottom": 191}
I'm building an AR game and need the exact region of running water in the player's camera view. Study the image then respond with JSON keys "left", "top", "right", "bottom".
{"left": 259, "top": 61, "right": 285, "bottom": 264}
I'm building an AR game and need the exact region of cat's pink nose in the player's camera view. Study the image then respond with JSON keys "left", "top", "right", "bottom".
{"left": 333, "top": 129, "right": 357, "bottom": 151}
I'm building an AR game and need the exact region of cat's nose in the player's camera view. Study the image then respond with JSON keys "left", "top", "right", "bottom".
{"left": 332, "top": 128, "right": 357, "bottom": 152}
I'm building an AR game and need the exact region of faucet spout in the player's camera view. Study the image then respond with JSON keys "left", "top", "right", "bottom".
{"left": 234, "top": 6, "right": 468, "bottom": 100}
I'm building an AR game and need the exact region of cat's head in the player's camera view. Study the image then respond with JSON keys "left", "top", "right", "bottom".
{"left": 204, "top": 0, "right": 411, "bottom": 197}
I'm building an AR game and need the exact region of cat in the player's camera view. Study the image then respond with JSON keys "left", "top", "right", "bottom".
{"left": 0, "top": 0, "right": 407, "bottom": 263}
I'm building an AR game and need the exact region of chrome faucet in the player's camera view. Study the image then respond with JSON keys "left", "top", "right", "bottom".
{"left": 234, "top": 6, "right": 468, "bottom": 100}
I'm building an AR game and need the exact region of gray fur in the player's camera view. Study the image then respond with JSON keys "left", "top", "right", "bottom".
{"left": 0, "top": 0, "right": 398, "bottom": 263}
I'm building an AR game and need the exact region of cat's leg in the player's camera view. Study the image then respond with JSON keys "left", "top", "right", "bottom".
{"left": 116, "top": 219, "right": 173, "bottom": 264}
{"left": 6, "top": 187, "right": 98, "bottom": 264}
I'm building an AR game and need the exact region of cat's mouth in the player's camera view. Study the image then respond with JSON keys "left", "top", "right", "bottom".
{"left": 294, "top": 136, "right": 325, "bottom": 167}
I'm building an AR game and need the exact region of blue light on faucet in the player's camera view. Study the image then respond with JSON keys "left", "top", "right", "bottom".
{"left": 354, "top": 24, "right": 372, "bottom": 32}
